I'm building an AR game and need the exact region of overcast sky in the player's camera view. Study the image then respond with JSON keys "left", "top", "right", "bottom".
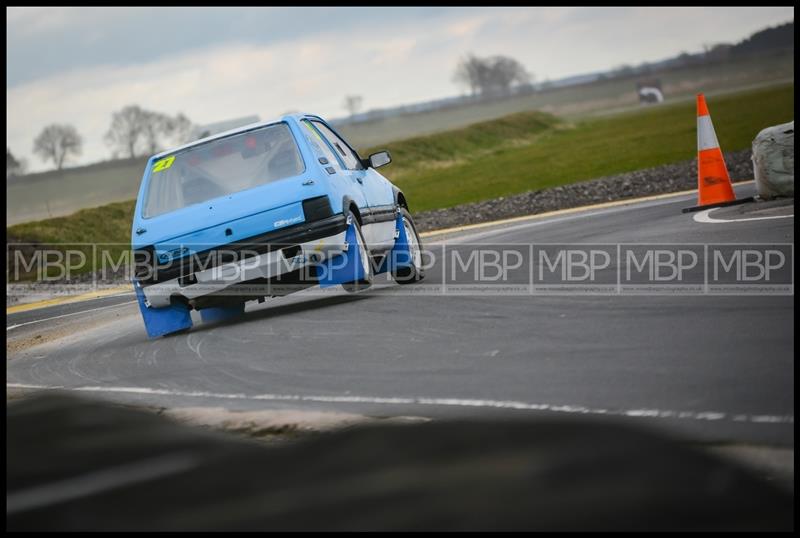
{"left": 7, "top": 6, "right": 794, "bottom": 172}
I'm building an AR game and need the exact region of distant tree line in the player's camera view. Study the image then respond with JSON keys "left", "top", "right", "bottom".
{"left": 729, "top": 21, "right": 793, "bottom": 57}
{"left": 601, "top": 21, "right": 794, "bottom": 82}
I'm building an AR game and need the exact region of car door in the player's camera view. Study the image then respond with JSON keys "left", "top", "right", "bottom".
{"left": 306, "top": 119, "right": 396, "bottom": 248}
{"left": 300, "top": 117, "right": 369, "bottom": 208}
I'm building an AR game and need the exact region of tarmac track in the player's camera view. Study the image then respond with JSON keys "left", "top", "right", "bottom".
{"left": 7, "top": 183, "right": 794, "bottom": 446}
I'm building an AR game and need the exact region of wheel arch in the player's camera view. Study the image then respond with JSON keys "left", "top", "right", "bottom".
{"left": 393, "top": 187, "right": 409, "bottom": 211}
{"left": 341, "top": 195, "right": 362, "bottom": 225}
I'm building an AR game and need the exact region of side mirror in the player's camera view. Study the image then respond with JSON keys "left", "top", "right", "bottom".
{"left": 369, "top": 151, "right": 392, "bottom": 169}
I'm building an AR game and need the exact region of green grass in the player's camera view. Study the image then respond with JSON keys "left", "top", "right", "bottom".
{"left": 7, "top": 82, "right": 794, "bottom": 278}
{"left": 362, "top": 110, "right": 562, "bottom": 180}
{"left": 8, "top": 200, "right": 135, "bottom": 245}
{"left": 370, "top": 82, "right": 794, "bottom": 212}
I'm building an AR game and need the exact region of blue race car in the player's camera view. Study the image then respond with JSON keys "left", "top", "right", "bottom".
{"left": 131, "top": 113, "right": 424, "bottom": 338}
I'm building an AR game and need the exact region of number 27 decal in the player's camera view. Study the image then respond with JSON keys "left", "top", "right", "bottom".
{"left": 152, "top": 155, "right": 175, "bottom": 172}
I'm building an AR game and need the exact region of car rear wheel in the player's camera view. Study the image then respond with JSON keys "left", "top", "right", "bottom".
{"left": 341, "top": 210, "right": 373, "bottom": 293}
{"left": 392, "top": 207, "right": 425, "bottom": 284}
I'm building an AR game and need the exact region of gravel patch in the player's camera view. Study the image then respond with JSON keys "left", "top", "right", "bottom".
{"left": 411, "top": 149, "right": 756, "bottom": 232}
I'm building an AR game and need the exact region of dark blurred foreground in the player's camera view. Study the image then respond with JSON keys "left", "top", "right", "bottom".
{"left": 6, "top": 393, "right": 793, "bottom": 531}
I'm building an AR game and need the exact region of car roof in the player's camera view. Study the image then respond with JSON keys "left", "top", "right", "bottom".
{"left": 151, "top": 112, "right": 319, "bottom": 160}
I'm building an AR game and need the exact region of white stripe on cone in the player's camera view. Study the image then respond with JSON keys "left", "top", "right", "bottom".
{"left": 697, "top": 115, "right": 720, "bottom": 151}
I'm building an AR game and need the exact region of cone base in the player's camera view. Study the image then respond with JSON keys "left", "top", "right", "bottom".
{"left": 682, "top": 196, "right": 755, "bottom": 213}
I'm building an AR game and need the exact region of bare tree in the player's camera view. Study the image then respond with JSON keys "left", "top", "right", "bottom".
{"left": 454, "top": 54, "right": 531, "bottom": 97}
{"left": 487, "top": 55, "right": 531, "bottom": 95}
{"left": 343, "top": 95, "right": 363, "bottom": 117}
{"left": 164, "top": 113, "right": 194, "bottom": 146}
{"left": 105, "top": 105, "right": 190, "bottom": 158}
{"left": 141, "top": 110, "right": 172, "bottom": 154}
{"left": 7, "top": 148, "right": 27, "bottom": 178}
{"left": 33, "top": 124, "right": 82, "bottom": 170}
{"left": 105, "top": 105, "right": 148, "bottom": 158}
{"left": 453, "top": 54, "right": 489, "bottom": 96}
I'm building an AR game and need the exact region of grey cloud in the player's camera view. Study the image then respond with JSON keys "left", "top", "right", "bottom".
{"left": 7, "top": 7, "right": 462, "bottom": 87}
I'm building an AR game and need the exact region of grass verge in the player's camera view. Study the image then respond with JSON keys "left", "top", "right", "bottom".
{"left": 373, "top": 82, "right": 793, "bottom": 212}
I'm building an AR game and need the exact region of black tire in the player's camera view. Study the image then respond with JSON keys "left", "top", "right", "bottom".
{"left": 392, "top": 207, "right": 425, "bottom": 284}
{"left": 341, "top": 210, "right": 374, "bottom": 293}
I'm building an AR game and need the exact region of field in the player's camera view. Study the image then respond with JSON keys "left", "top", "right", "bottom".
{"left": 339, "top": 51, "right": 794, "bottom": 147}
{"left": 6, "top": 51, "right": 793, "bottom": 226}
{"left": 7, "top": 82, "right": 794, "bottom": 278}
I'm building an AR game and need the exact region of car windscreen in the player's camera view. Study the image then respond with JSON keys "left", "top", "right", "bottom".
{"left": 142, "top": 122, "right": 305, "bottom": 218}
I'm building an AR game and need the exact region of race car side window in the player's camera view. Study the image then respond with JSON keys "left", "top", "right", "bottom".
{"left": 310, "top": 120, "right": 363, "bottom": 171}
{"left": 301, "top": 120, "right": 341, "bottom": 169}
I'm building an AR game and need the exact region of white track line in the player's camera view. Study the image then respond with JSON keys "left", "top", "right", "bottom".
{"left": 6, "top": 383, "right": 793, "bottom": 425}
{"left": 693, "top": 207, "right": 794, "bottom": 224}
{"left": 6, "top": 300, "right": 137, "bottom": 331}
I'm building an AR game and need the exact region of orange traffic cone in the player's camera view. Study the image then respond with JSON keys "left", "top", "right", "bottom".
{"left": 682, "top": 93, "right": 753, "bottom": 213}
